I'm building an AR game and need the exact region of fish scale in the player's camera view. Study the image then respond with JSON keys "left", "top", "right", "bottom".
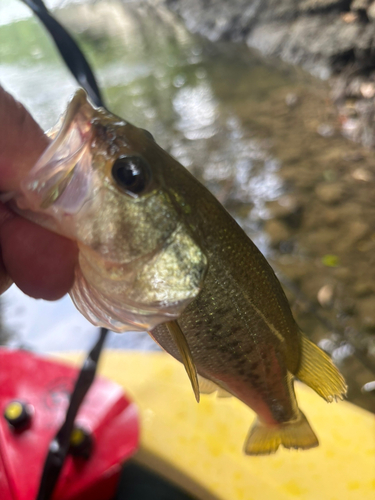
{"left": 151, "top": 233, "right": 299, "bottom": 427}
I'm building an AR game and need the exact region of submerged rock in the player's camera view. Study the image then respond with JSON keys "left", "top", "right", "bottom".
{"left": 164, "top": 0, "right": 373, "bottom": 75}
{"left": 264, "top": 219, "right": 292, "bottom": 247}
{"left": 315, "top": 182, "right": 345, "bottom": 204}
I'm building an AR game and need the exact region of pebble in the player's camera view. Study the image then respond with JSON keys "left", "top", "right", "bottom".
{"left": 341, "top": 12, "right": 357, "bottom": 22}
{"left": 278, "top": 260, "right": 311, "bottom": 282}
{"left": 317, "top": 123, "right": 335, "bottom": 137}
{"left": 367, "top": 1, "right": 375, "bottom": 21}
{"left": 361, "top": 381, "right": 375, "bottom": 394}
{"left": 354, "top": 282, "right": 374, "bottom": 297}
{"left": 339, "top": 298, "right": 356, "bottom": 316}
{"left": 322, "top": 208, "right": 341, "bottom": 226}
{"left": 357, "top": 296, "right": 375, "bottom": 330}
{"left": 285, "top": 93, "right": 299, "bottom": 107}
{"left": 317, "top": 284, "right": 335, "bottom": 308}
{"left": 360, "top": 82, "right": 375, "bottom": 98}
{"left": 332, "top": 266, "right": 351, "bottom": 280}
{"left": 352, "top": 167, "right": 373, "bottom": 182}
{"left": 351, "top": 0, "right": 371, "bottom": 11}
{"left": 264, "top": 219, "right": 291, "bottom": 246}
{"left": 343, "top": 152, "right": 364, "bottom": 162}
{"left": 332, "top": 343, "right": 355, "bottom": 363}
{"left": 315, "top": 182, "right": 344, "bottom": 204}
{"left": 266, "top": 195, "right": 302, "bottom": 221}
{"left": 347, "top": 221, "right": 369, "bottom": 244}
{"left": 337, "top": 221, "right": 370, "bottom": 252}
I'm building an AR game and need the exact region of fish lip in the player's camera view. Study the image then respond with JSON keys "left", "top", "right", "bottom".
{"left": 13, "top": 90, "right": 95, "bottom": 217}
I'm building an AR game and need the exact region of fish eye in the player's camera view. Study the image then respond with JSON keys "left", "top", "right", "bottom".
{"left": 111, "top": 155, "right": 151, "bottom": 196}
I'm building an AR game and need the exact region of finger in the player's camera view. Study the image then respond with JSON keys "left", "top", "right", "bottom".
{"left": 0, "top": 208, "right": 78, "bottom": 300}
{"left": 0, "top": 257, "right": 12, "bottom": 295}
{"left": 0, "top": 88, "right": 79, "bottom": 299}
{"left": 0, "top": 86, "right": 49, "bottom": 191}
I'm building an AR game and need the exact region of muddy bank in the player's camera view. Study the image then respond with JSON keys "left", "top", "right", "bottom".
{"left": 162, "top": 0, "right": 375, "bottom": 147}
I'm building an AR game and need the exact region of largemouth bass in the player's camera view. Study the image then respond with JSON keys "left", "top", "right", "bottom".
{"left": 9, "top": 90, "right": 346, "bottom": 455}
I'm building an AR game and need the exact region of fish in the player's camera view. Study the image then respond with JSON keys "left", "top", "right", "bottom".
{"left": 8, "top": 89, "right": 347, "bottom": 455}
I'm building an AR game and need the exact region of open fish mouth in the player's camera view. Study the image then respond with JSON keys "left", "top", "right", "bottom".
{"left": 12, "top": 90, "right": 95, "bottom": 224}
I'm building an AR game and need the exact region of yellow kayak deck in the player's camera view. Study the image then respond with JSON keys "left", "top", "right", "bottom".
{"left": 59, "top": 350, "right": 375, "bottom": 500}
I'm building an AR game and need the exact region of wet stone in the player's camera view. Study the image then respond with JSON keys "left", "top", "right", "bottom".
{"left": 367, "top": 1, "right": 375, "bottom": 21}
{"left": 266, "top": 195, "right": 303, "bottom": 227}
{"left": 322, "top": 208, "right": 341, "bottom": 226}
{"left": 351, "top": 0, "right": 370, "bottom": 12}
{"left": 357, "top": 296, "right": 375, "bottom": 331}
{"left": 315, "top": 182, "right": 345, "bottom": 204}
{"left": 301, "top": 0, "right": 352, "bottom": 9}
{"left": 277, "top": 258, "right": 312, "bottom": 284}
{"left": 317, "top": 123, "right": 335, "bottom": 137}
{"left": 305, "top": 228, "right": 337, "bottom": 248}
{"left": 343, "top": 152, "right": 364, "bottom": 162}
{"left": 264, "top": 219, "right": 291, "bottom": 247}
{"left": 347, "top": 221, "right": 370, "bottom": 243}
{"left": 331, "top": 266, "right": 352, "bottom": 281}
{"left": 351, "top": 167, "right": 373, "bottom": 182}
{"left": 285, "top": 92, "right": 299, "bottom": 107}
{"left": 339, "top": 298, "right": 357, "bottom": 316}
{"left": 353, "top": 282, "right": 375, "bottom": 298}
{"left": 317, "top": 283, "right": 335, "bottom": 308}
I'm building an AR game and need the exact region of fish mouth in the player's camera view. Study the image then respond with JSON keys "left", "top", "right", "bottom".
{"left": 12, "top": 90, "right": 95, "bottom": 227}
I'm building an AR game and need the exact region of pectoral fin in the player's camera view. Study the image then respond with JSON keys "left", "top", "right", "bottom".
{"left": 198, "top": 375, "right": 232, "bottom": 398}
{"left": 166, "top": 320, "right": 200, "bottom": 403}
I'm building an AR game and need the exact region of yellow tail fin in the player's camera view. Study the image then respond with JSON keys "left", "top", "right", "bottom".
{"left": 295, "top": 334, "right": 347, "bottom": 402}
{"left": 244, "top": 411, "right": 319, "bottom": 455}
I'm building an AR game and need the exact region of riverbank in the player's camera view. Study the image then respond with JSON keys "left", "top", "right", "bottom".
{"left": 162, "top": 0, "right": 375, "bottom": 147}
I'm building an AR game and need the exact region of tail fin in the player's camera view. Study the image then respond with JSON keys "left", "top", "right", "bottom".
{"left": 244, "top": 411, "right": 319, "bottom": 455}
{"left": 295, "top": 334, "right": 347, "bottom": 402}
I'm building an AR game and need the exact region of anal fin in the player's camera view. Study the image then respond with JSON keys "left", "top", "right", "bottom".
{"left": 244, "top": 410, "right": 319, "bottom": 456}
{"left": 198, "top": 375, "right": 232, "bottom": 398}
{"left": 166, "top": 320, "right": 200, "bottom": 403}
{"left": 217, "top": 388, "right": 232, "bottom": 398}
{"left": 295, "top": 334, "right": 347, "bottom": 402}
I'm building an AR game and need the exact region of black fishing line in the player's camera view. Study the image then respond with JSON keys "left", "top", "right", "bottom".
{"left": 36, "top": 327, "right": 109, "bottom": 500}
{"left": 21, "top": 0, "right": 105, "bottom": 108}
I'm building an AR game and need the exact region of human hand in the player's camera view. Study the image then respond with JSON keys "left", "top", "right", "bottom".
{"left": 0, "top": 86, "right": 78, "bottom": 300}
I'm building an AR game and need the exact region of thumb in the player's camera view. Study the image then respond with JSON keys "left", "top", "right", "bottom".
{"left": 0, "top": 87, "right": 78, "bottom": 300}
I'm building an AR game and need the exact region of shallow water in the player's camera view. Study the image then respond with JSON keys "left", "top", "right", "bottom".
{"left": 1, "top": 0, "right": 374, "bottom": 412}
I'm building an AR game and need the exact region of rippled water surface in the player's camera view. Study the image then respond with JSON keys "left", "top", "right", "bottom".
{"left": 1, "top": 0, "right": 375, "bottom": 412}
